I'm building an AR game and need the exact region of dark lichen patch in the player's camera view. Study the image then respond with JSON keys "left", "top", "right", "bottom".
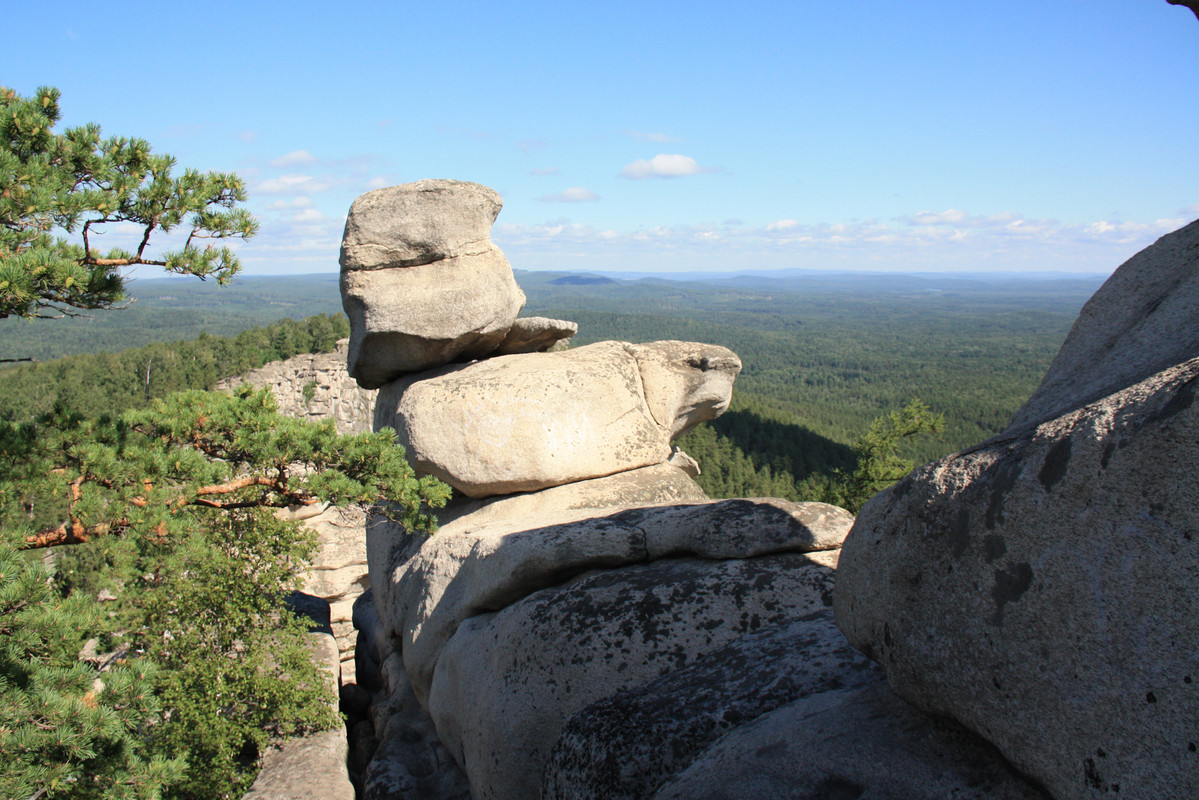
{"left": 808, "top": 776, "right": 866, "bottom": 800}
{"left": 1146, "top": 375, "right": 1197, "bottom": 426}
{"left": 982, "top": 534, "right": 1007, "bottom": 563}
{"left": 950, "top": 508, "right": 971, "bottom": 557}
{"left": 1038, "top": 436, "right": 1072, "bottom": 491}
{"left": 989, "top": 562, "right": 1033, "bottom": 626}
{"left": 984, "top": 454, "right": 1023, "bottom": 530}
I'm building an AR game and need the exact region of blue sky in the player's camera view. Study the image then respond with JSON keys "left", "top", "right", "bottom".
{"left": 5, "top": 1, "right": 1198, "bottom": 276}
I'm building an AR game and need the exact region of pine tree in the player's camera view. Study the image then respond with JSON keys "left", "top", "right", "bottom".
{"left": 0, "top": 85, "right": 257, "bottom": 320}
{"left": 1, "top": 388, "right": 451, "bottom": 798}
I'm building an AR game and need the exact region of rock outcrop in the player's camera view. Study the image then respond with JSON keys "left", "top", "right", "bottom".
{"left": 376, "top": 340, "right": 741, "bottom": 497}
{"left": 836, "top": 219, "right": 1199, "bottom": 800}
{"left": 342, "top": 179, "right": 1048, "bottom": 800}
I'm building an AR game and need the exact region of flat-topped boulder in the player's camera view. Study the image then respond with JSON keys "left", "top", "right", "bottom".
{"left": 376, "top": 340, "right": 741, "bottom": 498}
{"left": 340, "top": 180, "right": 526, "bottom": 388}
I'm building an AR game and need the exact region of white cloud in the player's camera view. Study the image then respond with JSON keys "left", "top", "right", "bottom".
{"left": 532, "top": 167, "right": 561, "bottom": 176}
{"left": 628, "top": 131, "right": 680, "bottom": 143}
{"left": 621, "top": 154, "right": 713, "bottom": 179}
{"left": 238, "top": 130, "right": 259, "bottom": 142}
{"left": 271, "top": 150, "right": 317, "bottom": 168}
{"left": 539, "top": 187, "right": 599, "bottom": 203}
{"left": 365, "top": 176, "right": 389, "bottom": 190}
{"left": 765, "top": 219, "right": 799, "bottom": 232}
{"left": 254, "top": 173, "right": 331, "bottom": 195}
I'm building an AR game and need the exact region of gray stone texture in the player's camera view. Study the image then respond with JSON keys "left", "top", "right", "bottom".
{"left": 391, "top": 499, "right": 852, "bottom": 706}
{"left": 339, "top": 180, "right": 526, "bottom": 388}
{"left": 647, "top": 679, "right": 1050, "bottom": 800}
{"left": 835, "top": 356, "right": 1199, "bottom": 800}
{"left": 1009, "top": 217, "right": 1199, "bottom": 430}
{"left": 429, "top": 550, "right": 841, "bottom": 800}
{"left": 542, "top": 611, "right": 878, "bottom": 800}
{"left": 493, "top": 316, "right": 578, "bottom": 356}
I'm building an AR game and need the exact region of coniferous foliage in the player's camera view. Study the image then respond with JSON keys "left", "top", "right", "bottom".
{"left": 0, "top": 85, "right": 257, "bottom": 321}
{"left": 1, "top": 388, "right": 451, "bottom": 799}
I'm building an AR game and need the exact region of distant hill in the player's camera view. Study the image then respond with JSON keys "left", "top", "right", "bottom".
{"left": 549, "top": 275, "right": 617, "bottom": 286}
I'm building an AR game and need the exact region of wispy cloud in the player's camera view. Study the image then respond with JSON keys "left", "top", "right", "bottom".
{"left": 627, "top": 131, "right": 680, "bottom": 143}
{"left": 238, "top": 130, "right": 259, "bottom": 142}
{"left": 538, "top": 187, "right": 599, "bottom": 203}
{"left": 270, "top": 150, "right": 317, "bottom": 168}
{"left": 516, "top": 139, "right": 546, "bottom": 155}
{"left": 621, "top": 153, "right": 717, "bottom": 179}
{"left": 531, "top": 167, "right": 561, "bottom": 176}
{"left": 493, "top": 210, "right": 1187, "bottom": 274}
{"left": 254, "top": 173, "right": 332, "bottom": 195}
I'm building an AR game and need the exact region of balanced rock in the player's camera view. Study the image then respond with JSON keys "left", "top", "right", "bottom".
{"left": 375, "top": 340, "right": 741, "bottom": 498}
{"left": 835, "top": 356, "right": 1199, "bottom": 800}
{"left": 340, "top": 179, "right": 526, "bottom": 388}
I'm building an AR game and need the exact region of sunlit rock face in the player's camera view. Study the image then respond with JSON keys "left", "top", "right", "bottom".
{"left": 339, "top": 179, "right": 526, "bottom": 389}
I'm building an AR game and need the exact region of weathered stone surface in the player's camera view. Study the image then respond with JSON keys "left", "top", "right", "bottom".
{"left": 647, "top": 680, "right": 1050, "bottom": 800}
{"left": 628, "top": 341, "right": 742, "bottom": 437}
{"left": 340, "top": 180, "right": 526, "bottom": 388}
{"left": 376, "top": 340, "right": 739, "bottom": 498}
{"left": 493, "top": 316, "right": 578, "bottom": 355}
{"left": 429, "top": 550, "right": 840, "bottom": 800}
{"left": 542, "top": 611, "right": 878, "bottom": 800}
{"left": 340, "top": 179, "right": 502, "bottom": 270}
{"left": 435, "top": 462, "right": 708, "bottom": 530}
{"left": 393, "top": 499, "right": 852, "bottom": 706}
{"left": 217, "top": 339, "right": 375, "bottom": 435}
{"left": 835, "top": 357, "right": 1199, "bottom": 800}
{"left": 1010, "top": 217, "right": 1199, "bottom": 430}
{"left": 361, "top": 652, "right": 471, "bottom": 800}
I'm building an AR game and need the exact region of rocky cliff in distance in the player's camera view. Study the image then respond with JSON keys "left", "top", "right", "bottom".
{"left": 218, "top": 340, "right": 375, "bottom": 683}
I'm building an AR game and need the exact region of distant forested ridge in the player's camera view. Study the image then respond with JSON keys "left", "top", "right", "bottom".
{"left": 0, "top": 313, "right": 348, "bottom": 421}
{"left": 1, "top": 268, "right": 1103, "bottom": 503}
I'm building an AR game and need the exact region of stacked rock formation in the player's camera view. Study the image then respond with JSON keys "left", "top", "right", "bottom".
{"left": 342, "top": 180, "right": 1053, "bottom": 800}
{"left": 835, "top": 218, "right": 1199, "bottom": 800}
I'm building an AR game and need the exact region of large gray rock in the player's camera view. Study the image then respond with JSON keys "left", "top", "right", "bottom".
{"left": 340, "top": 180, "right": 526, "bottom": 388}
{"left": 835, "top": 356, "right": 1199, "bottom": 800}
{"left": 545, "top": 611, "right": 1046, "bottom": 800}
{"left": 1009, "top": 217, "right": 1199, "bottom": 430}
{"left": 541, "top": 611, "right": 878, "bottom": 800}
{"left": 392, "top": 499, "right": 852, "bottom": 706}
{"left": 647, "top": 680, "right": 1049, "bottom": 800}
{"left": 429, "top": 550, "right": 841, "bottom": 800}
{"left": 363, "top": 463, "right": 706, "bottom": 639}
{"left": 375, "top": 340, "right": 741, "bottom": 498}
